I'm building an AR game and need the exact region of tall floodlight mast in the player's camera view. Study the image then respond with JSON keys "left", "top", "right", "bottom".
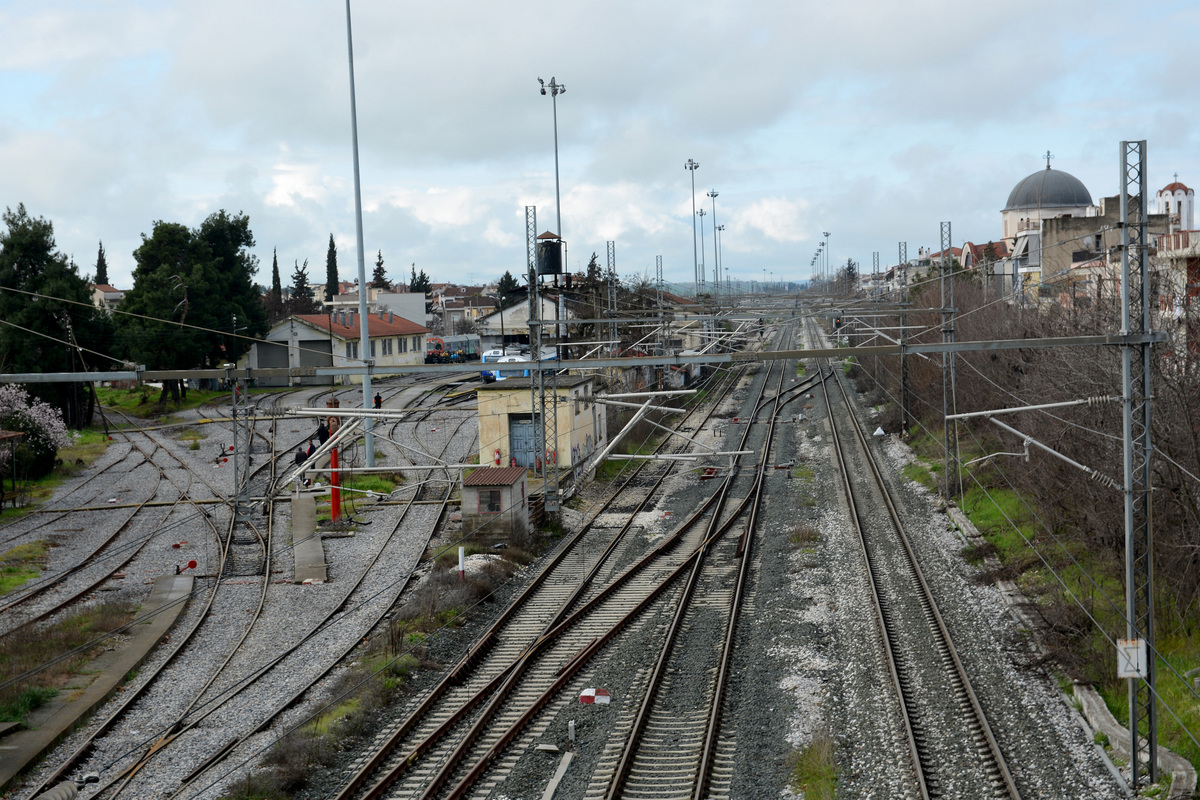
{"left": 685, "top": 159, "right": 701, "bottom": 296}
{"left": 823, "top": 231, "right": 831, "bottom": 285}
{"left": 707, "top": 190, "right": 720, "bottom": 300}
{"left": 344, "top": 0, "right": 374, "bottom": 466}
{"left": 538, "top": 78, "right": 566, "bottom": 242}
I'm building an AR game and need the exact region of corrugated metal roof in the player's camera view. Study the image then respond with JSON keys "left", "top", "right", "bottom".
{"left": 464, "top": 466, "right": 527, "bottom": 486}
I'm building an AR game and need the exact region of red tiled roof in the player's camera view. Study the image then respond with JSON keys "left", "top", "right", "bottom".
{"left": 93, "top": 283, "right": 122, "bottom": 293}
{"left": 295, "top": 313, "right": 428, "bottom": 340}
{"left": 660, "top": 291, "right": 699, "bottom": 307}
{"left": 1162, "top": 182, "right": 1191, "bottom": 194}
{"left": 464, "top": 466, "right": 527, "bottom": 486}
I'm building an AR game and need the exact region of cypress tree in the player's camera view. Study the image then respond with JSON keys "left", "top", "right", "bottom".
{"left": 325, "top": 234, "right": 338, "bottom": 302}
{"left": 95, "top": 240, "right": 109, "bottom": 285}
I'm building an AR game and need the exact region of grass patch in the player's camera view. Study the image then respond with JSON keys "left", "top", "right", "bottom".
{"left": 342, "top": 474, "right": 401, "bottom": 495}
{"left": 793, "top": 463, "right": 815, "bottom": 481}
{"left": 788, "top": 524, "right": 820, "bottom": 549}
{"left": 94, "top": 385, "right": 226, "bottom": 419}
{"left": 0, "top": 601, "right": 134, "bottom": 727}
{"left": 596, "top": 459, "right": 626, "bottom": 482}
{"left": 0, "top": 686, "right": 58, "bottom": 725}
{"left": 60, "top": 428, "right": 110, "bottom": 467}
{"left": 0, "top": 540, "right": 49, "bottom": 595}
{"left": 178, "top": 427, "right": 207, "bottom": 451}
{"left": 901, "top": 462, "right": 936, "bottom": 492}
{"left": 1, "top": 428, "right": 113, "bottom": 522}
{"left": 787, "top": 734, "right": 836, "bottom": 799}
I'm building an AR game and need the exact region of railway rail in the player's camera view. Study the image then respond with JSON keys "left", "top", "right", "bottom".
{"left": 325, "top": 326, "right": 806, "bottom": 800}
{"left": 55, "top": 379, "right": 479, "bottom": 800}
{"left": 813, "top": 315, "right": 1020, "bottom": 800}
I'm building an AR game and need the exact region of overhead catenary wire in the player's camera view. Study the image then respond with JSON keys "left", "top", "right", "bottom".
{"left": 840, "top": 316, "right": 1200, "bottom": 722}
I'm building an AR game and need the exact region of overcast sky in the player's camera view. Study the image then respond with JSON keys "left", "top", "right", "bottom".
{"left": 2, "top": 0, "right": 1198, "bottom": 292}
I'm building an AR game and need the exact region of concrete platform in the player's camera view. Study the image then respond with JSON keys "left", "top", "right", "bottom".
{"left": 0, "top": 574, "right": 194, "bottom": 792}
{"left": 291, "top": 494, "right": 327, "bottom": 583}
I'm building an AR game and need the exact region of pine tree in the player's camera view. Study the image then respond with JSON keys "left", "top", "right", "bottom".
{"left": 291, "top": 259, "right": 317, "bottom": 314}
{"left": 409, "top": 264, "right": 432, "bottom": 313}
{"left": 95, "top": 240, "right": 109, "bottom": 285}
{"left": 496, "top": 270, "right": 521, "bottom": 307}
{"left": 325, "top": 234, "right": 338, "bottom": 302}
{"left": 371, "top": 249, "right": 388, "bottom": 289}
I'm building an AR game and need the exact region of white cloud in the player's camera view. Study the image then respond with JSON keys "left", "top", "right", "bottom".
{"left": 730, "top": 197, "right": 810, "bottom": 246}
{"left": 2, "top": 0, "right": 1198, "bottom": 290}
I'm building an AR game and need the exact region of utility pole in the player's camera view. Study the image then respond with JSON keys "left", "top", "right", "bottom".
{"left": 686, "top": 159, "right": 701, "bottom": 296}
{"left": 872, "top": 252, "right": 880, "bottom": 382}
{"left": 715, "top": 224, "right": 725, "bottom": 307}
{"left": 607, "top": 241, "right": 618, "bottom": 358}
{"left": 708, "top": 190, "right": 720, "bottom": 301}
{"left": 823, "top": 231, "right": 831, "bottom": 287}
{"left": 941, "top": 222, "right": 958, "bottom": 499}
{"left": 655, "top": 255, "right": 664, "bottom": 355}
{"left": 899, "top": 241, "right": 909, "bottom": 437}
{"left": 344, "top": 0, "right": 374, "bottom": 466}
{"left": 1120, "top": 140, "right": 1157, "bottom": 788}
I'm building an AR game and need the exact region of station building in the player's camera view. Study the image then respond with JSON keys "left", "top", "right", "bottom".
{"left": 476, "top": 376, "right": 606, "bottom": 470}
{"left": 244, "top": 311, "right": 429, "bottom": 386}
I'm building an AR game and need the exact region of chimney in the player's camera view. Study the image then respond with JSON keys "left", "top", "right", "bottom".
{"left": 389, "top": 312, "right": 394, "bottom": 323}
{"left": 349, "top": 312, "right": 355, "bottom": 327}
{"left": 378, "top": 310, "right": 383, "bottom": 320}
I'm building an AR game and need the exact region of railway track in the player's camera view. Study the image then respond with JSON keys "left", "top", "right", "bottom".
{"left": 595, "top": 324, "right": 817, "bottom": 800}
{"left": 812, "top": 315, "right": 1021, "bottom": 800}
{"left": 57, "top": 382, "right": 478, "bottom": 800}
{"left": 325, "top": 327, "right": 804, "bottom": 800}
{"left": 18, "top": 409, "right": 281, "bottom": 800}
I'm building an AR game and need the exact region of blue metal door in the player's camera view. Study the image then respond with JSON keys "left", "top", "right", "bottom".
{"left": 509, "top": 416, "right": 542, "bottom": 468}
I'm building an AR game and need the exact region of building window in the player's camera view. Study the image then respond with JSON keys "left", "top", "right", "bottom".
{"left": 479, "top": 489, "right": 502, "bottom": 514}
{"left": 345, "top": 342, "right": 352, "bottom": 359}
{"left": 371, "top": 339, "right": 376, "bottom": 357}
{"left": 401, "top": 337, "right": 407, "bottom": 353}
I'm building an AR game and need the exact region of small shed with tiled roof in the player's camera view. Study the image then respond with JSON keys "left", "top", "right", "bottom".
{"left": 461, "top": 466, "right": 529, "bottom": 540}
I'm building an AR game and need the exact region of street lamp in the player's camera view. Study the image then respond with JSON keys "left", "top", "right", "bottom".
{"left": 344, "top": 0, "right": 374, "bottom": 466}
{"left": 707, "top": 190, "right": 720, "bottom": 299}
{"left": 538, "top": 78, "right": 566, "bottom": 243}
{"left": 697, "top": 207, "right": 707, "bottom": 297}
{"left": 823, "top": 230, "right": 831, "bottom": 284}
{"left": 715, "top": 224, "right": 725, "bottom": 303}
{"left": 685, "top": 159, "right": 700, "bottom": 296}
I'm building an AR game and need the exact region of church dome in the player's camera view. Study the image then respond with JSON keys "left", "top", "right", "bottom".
{"left": 1004, "top": 167, "right": 1092, "bottom": 211}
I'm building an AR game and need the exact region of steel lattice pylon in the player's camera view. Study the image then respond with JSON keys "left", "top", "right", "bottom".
{"left": 1120, "top": 140, "right": 1157, "bottom": 786}
{"left": 526, "top": 206, "right": 542, "bottom": 485}
{"left": 941, "top": 222, "right": 959, "bottom": 498}
{"left": 607, "top": 241, "right": 617, "bottom": 358}
{"left": 899, "top": 241, "right": 909, "bottom": 435}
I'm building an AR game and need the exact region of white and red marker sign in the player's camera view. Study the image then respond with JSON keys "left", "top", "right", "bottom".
{"left": 579, "top": 688, "right": 610, "bottom": 704}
